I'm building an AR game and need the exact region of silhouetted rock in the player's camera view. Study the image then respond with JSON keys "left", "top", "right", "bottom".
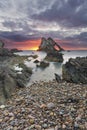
{"left": 0, "top": 48, "right": 13, "bottom": 56}
{"left": 39, "top": 37, "right": 64, "bottom": 52}
{"left": 10, "top": 48, "right": 22, "bottom": 53}
{"left": 0, "top": 40, "right": 4, "bottom": 48}
{"left": 62, "top": 57, "right": 87, "bottom": 84}
{"left": 39, "top": 37, "right": 64, "bottom": 62}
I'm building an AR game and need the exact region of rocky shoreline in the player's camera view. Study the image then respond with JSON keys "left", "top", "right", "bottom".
{"left": 0, "top": 80, "right": 87, "bottom": 130}
{"left": 0, "top": 40, "right": 87, "bottom": 129}
{"left": 0, "top": 47, "right": 32, "bottom": 104}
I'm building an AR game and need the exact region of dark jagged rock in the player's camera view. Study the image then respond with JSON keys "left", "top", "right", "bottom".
{"left": 0, "top": 40, "right": 4, "bottom": 48}
{"left": 37, "top": 61, "right": 49, "bottom": 68}
{"left": 0, "top": 48, "right": 13, "bottom": 56}
{"left": 55, "top": 73, "right": 61, "bottom": 83}
{"left": 34, "top": 60, "right": 40, "bottom": 63}
{"left": 45, "top": 51, "right": 63, "bottom": 62}
{"left": 10, "top": 48, "right": 22, "bottom": 53}
{"left": 39, "top": 37, "right": 64, "bottom": 52}
{"left": 62, "top": 57, "right": 87, "bottom": 84}
{"left": 39, "top": 37, "right": 64, "bottom": 62}
{"left": 0, "top": 48, "right": 14, "bottom": 62}
{"left": 0, "top": 41, "right": 32, "bottom": 104}
{"left": 0, "top": 67, "right": 16, "bottom": 104}
{"left": 0, "top": 63, "right": 32, "bottom": 104}
{"left": 47, "top": 37, "right": 64, "bottom": 51}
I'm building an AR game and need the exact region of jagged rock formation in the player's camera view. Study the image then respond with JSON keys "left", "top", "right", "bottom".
{"left": 0, "top": 40, "right": 4, "bottom": 48}
{"left": 0, "top": 40, "right": 32, "bottom": 104}
{"left": 0, "top": 67, "right": 16, "bottom": 104}
{"left": 39, "top": 37, "right": 64, "bottom": 52}
{"left": 10, "top": 48, "right": 22, "bottom": 53}
{"left": 39, "top": 37, "right": 64, "bottom": 62}
{"left": 0, "top": 48, "right": 13, "bottom": 57}
{"left": 36, "top": 61, "right": 49, "bottom": 68}
{"left": 62, "top": 57, "right": 87, "bottom": 84}
{"left": 0, "top": 40, "right": 14, "bottom": 59}
{"left": 55, "top": 73, "right": 62, "bottom": 83}
{"left": 0, "top": 64, "right": 32, "bottom": 104}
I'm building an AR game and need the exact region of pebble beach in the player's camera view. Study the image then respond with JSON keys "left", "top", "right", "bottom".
{"left": 0, "top": 80, "right": 87, "bottom": 130}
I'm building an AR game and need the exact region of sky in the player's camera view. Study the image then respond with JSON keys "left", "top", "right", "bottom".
{"left": 0, "top": 0, "right": 87, "bottom": 50}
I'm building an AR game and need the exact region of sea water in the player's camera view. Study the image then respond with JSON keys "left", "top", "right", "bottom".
{"left": 16, "top": 50, "right": 87, "bottom": 85}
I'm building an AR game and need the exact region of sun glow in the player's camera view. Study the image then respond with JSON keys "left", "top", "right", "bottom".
{"left": 30, "top": 47, "right": 39, "bottom": 50}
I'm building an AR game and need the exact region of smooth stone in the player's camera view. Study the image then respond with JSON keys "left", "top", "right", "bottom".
{"left": 42, "top": 123, "right": 48, "bottom": 128}
{"left": 0, "top": 105, "right": 5, "bottom": 109}
{"left": 9, "top": 112, "right": 14, "bottom": 117}
{"left": 13, "top": 126, "right": 18, "bottom": 130}
{"left": 47, "top": 102, "right": 55, "bottom": 109}
{"left": 0, "top": 119, "right": 3, "bottom": 122}
{"left": 35, "top": 125, "right": 41, "bottom": 130}
{"left": 74, "top": 122, "right": 79, "bottom": 129}
{"left": 40, "top": 104, "right": 47, "bottom": 109}
{"left": 29, "top": 119, "right": 35, "bottom": 124}
{"left": 62, "top": 124, "right": 66, "bottom": 129}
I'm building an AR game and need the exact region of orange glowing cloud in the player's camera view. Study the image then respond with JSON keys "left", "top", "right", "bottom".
{"left": 5, "top": 38, "right": 87, "bottom": 51}
{"left": 12, "top": 39, "right": 41, "bottom": 50}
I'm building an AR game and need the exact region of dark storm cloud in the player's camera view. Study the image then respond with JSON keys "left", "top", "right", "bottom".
{"left": 0, "top": 30, "right": 41, "bottom": 42}
{"left": 64, "top": 32, "right": 87, "bottom": 48}
{"left": 2, "top": 20, "right": 31, "bottom": 32}
{"left": 32, "top": 0, "right": 87, "bottom": 28}
{"left": 0, "top": 0, "right": 87, "bottom": 50}
{"left": 66, "top": 32, "right": 87, "bottom": 42}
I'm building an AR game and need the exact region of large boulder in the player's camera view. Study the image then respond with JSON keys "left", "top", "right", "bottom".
{"left": 45, "top": 52, "right": 63, "bottom": 62}
{"left": 0, "top": 67, "right": 16, "bottom": 104}
{"left": 37, "top": 61, "right": 49, "bottom": 68}
{"left": 0, "top": 63, "right": 32, "bottom": 104}
{"left": 0, "top": 48, "right": 13, "bottom": 56}
{"left": 0, "top": 40, "right": 15, "bottom": 57}
{"left": 39, "top": 37, "right": 64, "bottom": 52}
{"left": 62, "top": 57, "right": 87, "bottom": 84}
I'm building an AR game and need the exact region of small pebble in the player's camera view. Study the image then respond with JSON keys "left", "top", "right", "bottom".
{"left": 47, "top": 102, "right": 55, "bottom": 109}
{"left": 0, "top": 105, "right": 5, "bottom": 109}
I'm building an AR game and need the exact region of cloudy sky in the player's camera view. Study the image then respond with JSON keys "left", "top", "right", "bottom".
{"left": 0, "top": 0, "right": 87, "bottom": 50}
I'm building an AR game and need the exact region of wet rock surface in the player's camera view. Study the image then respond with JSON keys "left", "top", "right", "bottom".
{"left": 0, "top": 46, "right": 32, "bottom": 104}
{"left": 0, "top": 64, "right": 32, "bottom": 104}
{"left": 45, "top": 52, "right": 63, "bottom": 62}
{"left": 0, "top": 80, "right": 87, "bottom": 130}
{"left": 37, "top": 61, "right": 49, "bottom": 68}
{"left": 62, "top": 57, "right": 87, "bottom": 84}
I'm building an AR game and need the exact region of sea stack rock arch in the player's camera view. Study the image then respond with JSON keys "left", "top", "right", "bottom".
{"left": 39, "top": 37, "right": 64, "bottom": 62}
{"left": 39, "top": 37, "right": 64, "bottom": 52}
